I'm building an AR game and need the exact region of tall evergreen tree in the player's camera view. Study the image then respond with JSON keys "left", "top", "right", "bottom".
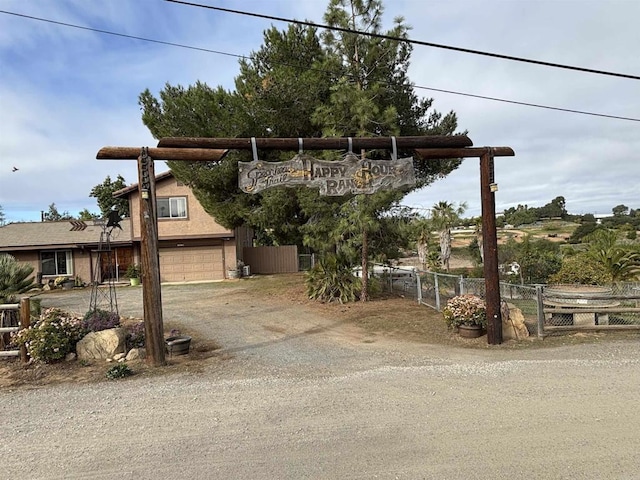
{"left": 138, "top": 0, "right": 465, "bottom": 299}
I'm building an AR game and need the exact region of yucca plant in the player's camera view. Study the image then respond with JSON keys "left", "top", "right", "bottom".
{"left": 0, "top": 254, "right": 36, "bottom": 303}
{"left": 305, "top": 254, "right": 361, "bottom": 304}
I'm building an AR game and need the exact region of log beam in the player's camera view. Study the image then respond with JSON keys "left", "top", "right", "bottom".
{"left": 415, "top": 146, "right": 515, "bottom": 159}
{"left": 157, "top": 135, "right": 473, "bottom": 150}
{"left": 97, "top": 147, "right": 227, "bottom": 161}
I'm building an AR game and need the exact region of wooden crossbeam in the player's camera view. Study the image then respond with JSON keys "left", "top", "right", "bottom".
{"left": 156, "top": 135, "right": 473, "bottom": 150}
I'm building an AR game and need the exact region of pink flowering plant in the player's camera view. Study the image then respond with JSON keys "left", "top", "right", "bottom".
{"left": 442, "top": 294, "right": 487, "bottom": 328}
{"left": 12, "top": 308, "right": 86, "bottom": 363}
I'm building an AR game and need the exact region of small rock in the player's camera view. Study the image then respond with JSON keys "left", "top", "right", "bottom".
{"left": 125, "top": 348, "right": 142, "bottom": 361}
{"left": 65, "top": 352, "right": 77, "bottom": 362}
{"left": 113, "top": 353, "right": 126, "bottom": 361}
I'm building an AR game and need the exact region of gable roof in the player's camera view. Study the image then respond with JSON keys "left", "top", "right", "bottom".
{"left": 0, "top": 220, "right": 132, "bottom": 251}
{"left": 113, "top": 170, "right": 175, "bottom": 198}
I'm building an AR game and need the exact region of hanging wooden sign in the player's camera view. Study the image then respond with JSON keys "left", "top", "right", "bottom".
{"left": 238, "top": 153, "right": 415, "bottom": 196}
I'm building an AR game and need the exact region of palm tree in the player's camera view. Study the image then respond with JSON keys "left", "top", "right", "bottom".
{"left": 585, "top": 229, "right": 640, "bottom": 283}
{"left": 431, "top": 201, "right": 467, "bottom": 272}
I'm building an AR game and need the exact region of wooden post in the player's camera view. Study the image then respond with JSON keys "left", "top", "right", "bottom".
{"left": 19, "top": 297, "right": 30, "bottom": 363}
{"left": 480, "top": 149, "right": 503, "bottom": 345}
{"left": 138, "top": 148, "right": 166, "bottom": 366}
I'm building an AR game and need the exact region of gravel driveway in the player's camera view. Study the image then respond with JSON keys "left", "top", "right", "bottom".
{"left": 2, "top": 283, "right": 640, "bottom": 479}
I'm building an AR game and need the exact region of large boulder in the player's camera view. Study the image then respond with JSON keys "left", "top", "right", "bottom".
{"left": 76, "top": 328, "right": 126, "bottom": 361}
{"left": 502, "top": 302, "right": 530, "bottom": 340}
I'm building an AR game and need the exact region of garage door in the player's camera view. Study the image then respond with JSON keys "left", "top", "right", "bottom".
{"left": 159, "top": 246, "right": 223, "bottom": 282}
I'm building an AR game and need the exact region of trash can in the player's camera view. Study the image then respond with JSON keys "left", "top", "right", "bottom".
{"left": 242, "top": 265, "right": 251, "bottom": 277}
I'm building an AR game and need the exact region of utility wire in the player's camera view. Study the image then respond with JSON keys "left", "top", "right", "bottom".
{"left": 0, "top": 9, "right": 241, "bottom": 59}
{"left": 1, "top": 9, "right": 638, "bottom": 122}
{"left": 166, "top": 0, "right": 640, "bottom": 81}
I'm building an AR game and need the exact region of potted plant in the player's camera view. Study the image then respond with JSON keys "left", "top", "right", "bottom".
{"left": 125, "top": 264, "right": 141, "bottom": 286}
{"left": 442, "top": 294, "right": 487, "bottom": 338}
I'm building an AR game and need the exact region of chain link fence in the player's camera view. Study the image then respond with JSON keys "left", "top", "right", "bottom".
{"left": 382, "top": 268, "right": 640, "bottom": 338}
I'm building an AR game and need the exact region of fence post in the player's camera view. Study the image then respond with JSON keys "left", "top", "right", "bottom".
{"left": 536, "top": 285, "right": 545, "bottom": 338}
{"left": 19, "top": 297, "right": 30, "bottom": 363}
{"left": 416, "top": 272, "right": 422, "bottom": 305}
{"left": 459, "top": 275, "right": 465, "bottom": 295}
{"left": 434, "top": 273, "right": 441, "bottom": 311}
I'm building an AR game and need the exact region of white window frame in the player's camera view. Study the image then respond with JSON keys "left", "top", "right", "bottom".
{"left": 157, "top": 196, "right": 187, "bottom": 219}
{"left": 41, "top": 250, "right": 73, "bottom": 276}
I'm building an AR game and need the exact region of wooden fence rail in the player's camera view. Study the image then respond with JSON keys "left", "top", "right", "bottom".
{"left": 0, "top": 298, "right": 31, "bottom": 362}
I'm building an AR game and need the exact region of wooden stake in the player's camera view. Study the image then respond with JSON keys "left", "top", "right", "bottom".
{"left": 19, "top": 297, "right": 30, "bottom": 363}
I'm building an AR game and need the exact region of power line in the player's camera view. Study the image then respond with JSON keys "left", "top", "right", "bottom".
{"left": 1, "top": 9, "right": 638, "bottom": 122}
{"left": 412, "top": 85, "right": 640, "bottom": 122}
{"left": 0, "top": 9, "right": 242, "bottom": 59}
{"left": 165, "top": 0, "right": 640, "bottom": 82}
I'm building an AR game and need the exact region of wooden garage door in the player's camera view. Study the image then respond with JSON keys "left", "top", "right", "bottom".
{"left": 159, "top": 246, "right": 223, "bottom": 282}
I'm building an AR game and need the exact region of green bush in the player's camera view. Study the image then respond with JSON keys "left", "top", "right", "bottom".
{"left": 106, "top": 363, "right": 133, "bottom": 380}
{"left": 12, "top": 308, "right": 85, "bottom": 363}
{"left": 548, "top": 253, "right": 610, "bottom": 285}
{"left": 306, "top": 255, "right": 361, "bottom": 303}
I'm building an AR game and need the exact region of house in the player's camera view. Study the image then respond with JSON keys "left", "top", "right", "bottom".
{"left": 0, "top": 170, "right": 252, "bottom": 284}
{"left": 113, "top": 170, "right": 252, "bottom": 282}
{"left": 0, "top": 219, "right": 133, "bottom": 286}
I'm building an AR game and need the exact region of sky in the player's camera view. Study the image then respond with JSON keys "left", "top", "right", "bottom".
{"left": 1, "top": 0, "right": 639, "bottom": 223}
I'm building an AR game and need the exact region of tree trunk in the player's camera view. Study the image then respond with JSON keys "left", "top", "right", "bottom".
{"left": 361, "top": 229, "right": 369, "bottom": 302}
{"left": 417, "top": 239, "right": 428, "bottom": 270}
{"left": 440, "top": 229, "right": 451, "bottom": 271}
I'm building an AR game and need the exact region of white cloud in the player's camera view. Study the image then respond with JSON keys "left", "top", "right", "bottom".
{"left": 1, "top": 0, "right": 639, "bottom": 224}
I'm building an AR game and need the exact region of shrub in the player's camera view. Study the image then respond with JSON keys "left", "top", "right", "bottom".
{"left": 12, "top": 308, "right": 85, "bottom": 363}
{"left": 106, "top": 363, "right": 133, "bottom": 380}
{"left": 548, "top": 253, "right": 610, "bottom": 285}
{"left": 0, "top": 253, "right": 36, "bottom": 303}
{"left": 125, "top": 264, "right": 141, "bottom": 279}
{"left": 443, "top": 294, "right": 487, "bottom": 328}
{"left": 125, "top": 321, "right": 145, "bottom": 349}
{"left": 305, "top": 255, "right": 361, "bottom": 303}
{"left": 82, "top": 308, "right": 120, "bottom": 332}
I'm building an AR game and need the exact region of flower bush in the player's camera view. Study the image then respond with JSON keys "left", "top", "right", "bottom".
{"left": 125, "top": 321, "right": 145, "bottom": 349}
{"left": 12, "top": 308, "right": 85, "bottom": 363}
{"left": 82, "top": 308, "right": 120, "bottom": 332}
{"left": 442, "top": 294, "right": 487, "bottom": 328}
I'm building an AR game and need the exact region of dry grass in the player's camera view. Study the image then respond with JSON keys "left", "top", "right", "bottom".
{"left": 3, "top": 272, "right": 636, "bottom": 389}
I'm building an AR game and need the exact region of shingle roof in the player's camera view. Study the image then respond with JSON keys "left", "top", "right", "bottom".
{"left": 0, "top": 220, "right": 132, "bottom": 251}
{"left": 113, "top": 170, "right": 174, "bottom": 198}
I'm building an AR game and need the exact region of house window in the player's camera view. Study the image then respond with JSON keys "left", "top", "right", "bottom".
{"left": 157, "top": 197, "right": 187, "bottom": 219}
{"left": 41, "top": 251, "right": 72, "bottom": 276}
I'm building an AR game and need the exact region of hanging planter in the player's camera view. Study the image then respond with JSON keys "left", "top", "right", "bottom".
{"left": 165, "top": 335, "right": 192, "bottom": 356}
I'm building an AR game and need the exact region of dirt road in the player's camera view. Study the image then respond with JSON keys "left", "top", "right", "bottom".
{"left": 2, "top": 282, "right": 640, "bottom": 479}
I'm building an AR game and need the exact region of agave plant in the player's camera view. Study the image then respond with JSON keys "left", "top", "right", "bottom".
{"left": 305, "top": 254, "right": 361, "bottom": 304}
{"left": 0, "top": 254, "right": 36, "bottom": 303}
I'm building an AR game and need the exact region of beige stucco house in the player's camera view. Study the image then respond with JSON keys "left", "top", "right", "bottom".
{"left": 113, "top": 170, "right": 253, "bottom": 282}
{"left": 0, "top": 170, "right": 253, "bottom": 284}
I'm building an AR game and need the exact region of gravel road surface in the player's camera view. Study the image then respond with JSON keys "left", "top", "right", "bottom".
{"left": 2, "top": 283, "right": 640, "bottom": 479}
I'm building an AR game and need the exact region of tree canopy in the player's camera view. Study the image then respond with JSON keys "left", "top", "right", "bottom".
{"left": 138, "top": 0, "right": 464, "bottom": 261}
{"left": 42, "top": 203, "right": 73, "bottom": 222}
{"left": 90, "top": 175, "right": 129, "bottom": 218}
